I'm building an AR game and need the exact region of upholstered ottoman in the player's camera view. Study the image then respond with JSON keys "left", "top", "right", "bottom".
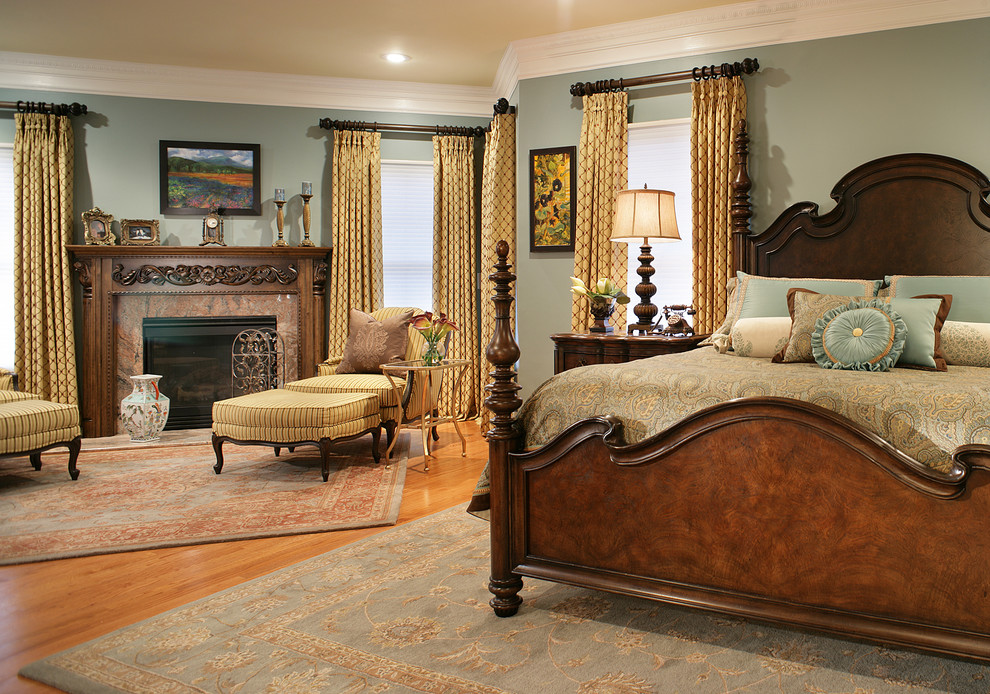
{"left": 0, "top": 395, "right": 82, "bottom": 480}
{"left": 211, "top": 390, "right": 382, "bottom": 481}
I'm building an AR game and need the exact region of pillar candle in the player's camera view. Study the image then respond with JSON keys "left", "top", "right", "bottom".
{"left": 302, "top": 181, "right": 312, "bottom": 196}
{"left": 274, "top": 188, "right": 285, "bottom": 202}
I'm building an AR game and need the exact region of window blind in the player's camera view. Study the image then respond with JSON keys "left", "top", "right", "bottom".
{"left": 381, "top": 160, "right": 434, "bottom": 312}
{"left": 625, "top": 119, "right": 693, "bottom": 324}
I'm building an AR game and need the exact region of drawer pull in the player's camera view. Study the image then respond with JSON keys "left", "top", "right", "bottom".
{"left": 579, "top": 358, "right": 588, "bottom": 366}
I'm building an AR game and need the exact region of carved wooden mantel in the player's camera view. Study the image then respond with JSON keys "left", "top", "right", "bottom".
{"left": 68, "top": 245, "right": 330, "bottom": 438}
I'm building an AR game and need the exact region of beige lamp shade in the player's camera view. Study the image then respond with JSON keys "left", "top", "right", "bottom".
{"left": 610, "top": 187, "right": 680, "bottom": 244}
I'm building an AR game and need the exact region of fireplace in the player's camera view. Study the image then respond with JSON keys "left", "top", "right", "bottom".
{"left": 143, "top": 316, "right": 277, "bottom": 429}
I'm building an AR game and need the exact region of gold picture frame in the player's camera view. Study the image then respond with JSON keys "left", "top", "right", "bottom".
{"left": 82, "top": 207, "right": 115, "bottom": 245}
{"left": 120, "top": 219, "right": 161, "bottom": 246}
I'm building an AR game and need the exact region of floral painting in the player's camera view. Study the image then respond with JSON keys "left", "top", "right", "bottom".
{"left": 159, "top": 140, "right": 261, "bottom": 216}
{"left": 530, "top": 146, "right": 576, "bottom": 252}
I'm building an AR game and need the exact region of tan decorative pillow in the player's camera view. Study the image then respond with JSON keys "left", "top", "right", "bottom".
{"left": 337, "top": 309, "right": 413, "bottom": 374}
{"left": 773, "top": 289, "right": 871, "bottom": 363}
{"left": 941, "top": 321, "right": 990, "bottom": 367}
{"left": 730, "top": 317, "right": 792, "bottom": 358}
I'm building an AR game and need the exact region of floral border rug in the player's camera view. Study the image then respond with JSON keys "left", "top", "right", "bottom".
{"left": 0, "top": 435, "right": 406, "bottom": 565}
{"left": 20, "top": 505, "right": 990, "bottom": 693}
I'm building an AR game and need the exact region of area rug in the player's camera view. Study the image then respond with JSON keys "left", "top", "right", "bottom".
{"left": 0, "top": 435, "right": 407, "bottom": 565}
{"left": 20, "top": 506, "right": 990, "bottom": 694}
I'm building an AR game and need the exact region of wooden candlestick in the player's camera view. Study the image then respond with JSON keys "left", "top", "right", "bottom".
{"left": 272, "top": 200, "right": 288, "bottom": 247}
{"left": 300, "top": 193, "right": 314, "bottom": 247}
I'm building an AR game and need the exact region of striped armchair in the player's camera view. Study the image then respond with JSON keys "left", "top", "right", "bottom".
{"left": 285, "top": 307, "right": 440, "bottom": 446}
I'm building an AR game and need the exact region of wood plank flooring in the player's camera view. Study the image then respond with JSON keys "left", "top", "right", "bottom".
{"left": 0, "top": 423, "right": 489, "bottom": 693}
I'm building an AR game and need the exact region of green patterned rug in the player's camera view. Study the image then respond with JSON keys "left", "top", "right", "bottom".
{"left": 21, "top": 506, "right": 990, "bottom": 693}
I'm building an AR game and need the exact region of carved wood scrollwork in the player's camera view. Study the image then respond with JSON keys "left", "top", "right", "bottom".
{"left": 72, "top": 260, "right": 93, "bottom": 298}
{"left": 111, "top": 263, "right": 298, "bottom": 287}
{"left": 313, "top": 261, "right": 328, "bottom": 295}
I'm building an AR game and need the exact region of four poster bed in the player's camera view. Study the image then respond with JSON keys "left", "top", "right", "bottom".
{"left": 479, "top": 142, "right": 990, "bottom": 661}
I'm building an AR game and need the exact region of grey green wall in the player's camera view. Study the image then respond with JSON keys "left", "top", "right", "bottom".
{"left": 512, "top": 17, "right": 990, "bottom": 397}
{"left": 0, "top": 91, "right": 487, "bottom": 247}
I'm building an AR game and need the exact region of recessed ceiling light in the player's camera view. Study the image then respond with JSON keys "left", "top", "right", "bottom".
{"left": 383, "top": 53, "right": 410, "bottom": 64}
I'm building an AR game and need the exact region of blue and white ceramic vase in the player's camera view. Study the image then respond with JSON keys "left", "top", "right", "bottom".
{"left": 121, "top": 374, "right": 170, "bottom": 442}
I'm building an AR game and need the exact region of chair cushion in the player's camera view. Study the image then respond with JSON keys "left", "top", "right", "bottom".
{"left": 0, "top": 399, "right": 81, "bottom": 455}
{"left": 337, "top": 308, "right": 414, "bottom": 374}
{"left": 285, "top": 374, "right": 405, "bottom": 407}
{"left": 0, "top": 389, "right": 39, "bottom": 405}
{"left": 212, "top": 390, "right": 380, "bottom": 443}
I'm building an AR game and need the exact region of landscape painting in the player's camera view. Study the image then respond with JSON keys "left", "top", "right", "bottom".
{"left": 159, "top": 141, "right": 261, "bottom": 216}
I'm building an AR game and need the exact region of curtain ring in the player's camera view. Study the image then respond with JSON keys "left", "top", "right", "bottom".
{"left": 692, "top": 67, "right": 702, "bottom": 82}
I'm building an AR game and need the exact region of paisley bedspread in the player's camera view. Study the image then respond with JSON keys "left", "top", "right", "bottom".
{"left": 468, "top": 349, "right": 990, "bottom": 516}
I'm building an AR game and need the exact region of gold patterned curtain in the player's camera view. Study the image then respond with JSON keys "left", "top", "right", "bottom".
{"left": 328, "top": 130, "right": 383, "bottom": 356}
{"left": 13, "top": 113, "right": 78, "bottom": 404}
{"left": 432, "top": 135, "right": 477, "bottom": 419}
{"left": 479, "top": 112, "right": 516, "bottom": 432}
{"left": 572, "top": 91, "right": 629, "bottom": 332}
{"left": 691, "top": 76, "right": 747, "bottom": 334}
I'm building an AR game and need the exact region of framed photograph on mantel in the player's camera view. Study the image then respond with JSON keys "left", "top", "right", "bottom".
{"left": 120, "top": 219, "right": 160, "bottom": 246}
{"left": 159, "top": 140, "right": 261, "bottom": 216}
{"left": 530, "top": 146, "right": 576, "bottom": 253}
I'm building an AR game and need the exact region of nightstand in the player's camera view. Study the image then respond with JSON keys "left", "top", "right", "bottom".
{"left": 551, "top": 332, "right": 710, "bottom": 374}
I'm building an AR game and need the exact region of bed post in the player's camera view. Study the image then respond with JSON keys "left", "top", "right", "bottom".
{"left": 731, "top": 119, "right": 753, "bottom": 274}
{"left": 485, "top": 240, "right": 524, "bottom": 617}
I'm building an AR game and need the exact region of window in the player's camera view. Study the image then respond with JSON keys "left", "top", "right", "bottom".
{"left": 0, "top": 144, "right": 13, "bottom": 369}
{"left": 380, "top": 160, "right": 434, "bottom": 312}
{"left": 625, "top": 119, "right": 692, "bottom": 325}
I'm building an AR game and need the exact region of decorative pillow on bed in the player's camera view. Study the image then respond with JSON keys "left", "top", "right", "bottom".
{"left": 732, "top": 271, "right": 882, "bottom": 325}
{"left": 730, "top": 317, "right": 792, "bottom": 357}
{"left": 886, "top": 275, "right": 990, "bottom": 323}
{"left": 940, "top": 321, "right": 990, "bottom": 367}
{"left": 337, "top": 308, "right": 413, "bottom": 374}
{"left": 773, "top": 289, "right": 871, "bottom": 363}
{"left": 812, "top": 300, "right": 906, "bottom": 371}
{"left": 875, "top": 295, "right": 952, "bottom": 371}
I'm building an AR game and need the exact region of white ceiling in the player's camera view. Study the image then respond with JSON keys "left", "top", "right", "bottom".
{"left": 2, "top": 0, "right": 988, "bottom": 116}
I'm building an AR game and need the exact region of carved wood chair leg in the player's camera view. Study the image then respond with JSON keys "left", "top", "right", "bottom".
{"left": 66, "top": 436, "right": 81, "bottom": 480}
{"left": 371, "top": 427, "right": 382, "bottom": 465}
{"left": 274, "top": 447, "right": 281, "bottom": 456}
{"left": 319, "top": 438, "right": 333, "bottom": 482}
{"left": 212, "top": 434, "right": 225, "bottom": 474}
{"left": 288, "top": 447, "right": 295, "bottom": 453}
{"left": 29, "top": 453, "right": 41, "bottom": 471}
{"left": 384, "top": 421, "right": 397, "bottom": 447}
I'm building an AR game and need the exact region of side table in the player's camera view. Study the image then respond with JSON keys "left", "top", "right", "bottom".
{"left": 551, "top": 332, "right": 711, "bottom": 374}
{"left": 381, "top": 358, "right": 471, "bottom": 471}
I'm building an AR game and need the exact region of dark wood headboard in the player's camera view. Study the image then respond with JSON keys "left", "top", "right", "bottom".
{"left": 741, "top": 154, "right": 990, "bottom": 280}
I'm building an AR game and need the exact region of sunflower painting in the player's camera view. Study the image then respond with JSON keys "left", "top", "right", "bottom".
{"left": 530, "top": 146, "right": 576, "bottom": 252}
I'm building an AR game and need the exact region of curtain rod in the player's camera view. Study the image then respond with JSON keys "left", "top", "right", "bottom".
{"left": 0, "top": 100, "right": 88, "bottom": 116}
{"left": 569, "top": 58, "right": 759, "bottom": 97}
{"left": 319, "top": 99, "right": 514, "bottom": 137}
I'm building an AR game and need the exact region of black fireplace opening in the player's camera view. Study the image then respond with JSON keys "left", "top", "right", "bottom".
{"left": 143, "top": 315, "right": 277, "bottom": 430}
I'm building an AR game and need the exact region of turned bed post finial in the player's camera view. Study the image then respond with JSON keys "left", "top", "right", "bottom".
{"left": 485, "top": 239, "right": 524, "bottom": 617}
{"left": 731, "top": 119, "right": 753, "bottom": 274}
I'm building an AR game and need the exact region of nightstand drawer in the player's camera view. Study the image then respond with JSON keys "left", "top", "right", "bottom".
{"left": 551, "top": 332, "right": 710, "bottom": 375}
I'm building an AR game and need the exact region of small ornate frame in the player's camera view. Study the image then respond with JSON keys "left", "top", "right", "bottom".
{"left": 120, "top": 219, "right": 161, "bottom": 246}
{"left": 82, "top": 207, "right": 115, "bottom": 245}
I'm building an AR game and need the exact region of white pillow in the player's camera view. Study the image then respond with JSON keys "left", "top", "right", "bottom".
{"left": 730, "top": 317, "right": 792, "bottom": 358}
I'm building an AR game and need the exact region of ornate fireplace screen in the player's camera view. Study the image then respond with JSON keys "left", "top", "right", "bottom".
{"left": 231, "top": 328, "right": 285, "bottom": 396}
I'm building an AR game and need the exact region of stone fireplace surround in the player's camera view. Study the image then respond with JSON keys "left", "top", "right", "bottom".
{"left": 68, "top": 245, "right": 330, "bottom": 438}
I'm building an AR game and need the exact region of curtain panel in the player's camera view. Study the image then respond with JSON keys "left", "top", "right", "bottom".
{"left": 328, "top": 130, "right": 384, "bottom": 357}
{"left": 478, "top": 112, "right": 516, "bottom": 432}
{"left": 432, "top": 135, "right": 478, "bottom": 419}
{"left": 13, "top": 113, "right": 78, "bottom": 404}
{"left": 571, "top": 92, "right": 630, "bottom": 333}
{"left": 691, "top": 76, "right": 747, "bottom": 335}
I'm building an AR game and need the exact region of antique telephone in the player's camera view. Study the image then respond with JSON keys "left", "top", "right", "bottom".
{"left": 656, "top": 304, "right": 696, "bottom": 336}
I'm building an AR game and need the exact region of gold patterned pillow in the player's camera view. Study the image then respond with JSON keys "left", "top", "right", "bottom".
{"left": 337, "top": 308, "right": 413, "bottom": 374}
{"left": 730, "top": 317, "right": 791, "bottom": 358}
{"left": 941, "top": 321, "right": 990, "bottom": 367}
{"left": 773, "top": 289, "right": 870, "bottom": 363}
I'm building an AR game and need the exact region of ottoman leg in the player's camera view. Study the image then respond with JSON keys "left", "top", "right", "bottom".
{"left": 319, "top": 438, "right": 333, "bottom": 482}
{"left": 371, "top": 427, "right": 382, "bottom": 465}
{"left": 66, "top": 436, "right": 81, "bottom": 480}
{"left": 29, "top": 453, "right": 42, "bottom": 471}
{"left": 212, "top": 433, "right": 225, "bottom": 474}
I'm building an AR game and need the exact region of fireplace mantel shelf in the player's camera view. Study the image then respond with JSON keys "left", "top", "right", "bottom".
{"left": 68, "top": 245, "right": 331, "bottom": 437}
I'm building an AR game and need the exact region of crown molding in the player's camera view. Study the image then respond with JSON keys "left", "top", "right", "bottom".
{"left": 495, "top": 0, "right": 990, "bottom": 94}
{"left": 0, "top": 51, "right": 497, "bottom": 118}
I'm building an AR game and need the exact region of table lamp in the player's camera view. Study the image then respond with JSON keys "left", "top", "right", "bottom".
{"left": 610, "top": 186, "right": 680, "bottom": 335}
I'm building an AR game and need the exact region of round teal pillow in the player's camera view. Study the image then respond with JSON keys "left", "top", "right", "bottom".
{"left": 811, "top": 299, "right": 906, "bottom": 372}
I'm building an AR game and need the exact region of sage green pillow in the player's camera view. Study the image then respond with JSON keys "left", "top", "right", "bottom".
{"left": 886, "top": 275, "right": 990, "bottom": 323}
{"left": 876, "top": 295, "right": 951, "bottom": 371}
{"left": 733, "top": 271, "right": 882, "bottom": 323}
{"left": 812, "top": 300, "right": 906, "bottom": 372}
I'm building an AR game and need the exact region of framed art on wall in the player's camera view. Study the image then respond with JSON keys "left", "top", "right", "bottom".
{"left": 530, "top": 146, "right": 576, "bottom": 252}
{"left": 159, "top": 140, "right": 261, "bottom": 216}
{"left": 120, "top": 219, "right": 160, "bottom": 246}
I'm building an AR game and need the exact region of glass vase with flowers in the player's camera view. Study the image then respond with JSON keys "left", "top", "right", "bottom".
{"left": 411, "top": 311, "right": 459, "bottom": 366}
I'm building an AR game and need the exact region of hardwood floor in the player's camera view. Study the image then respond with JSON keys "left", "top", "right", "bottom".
{"left": 0, "top": 423, "right": 489, "bottom": 693}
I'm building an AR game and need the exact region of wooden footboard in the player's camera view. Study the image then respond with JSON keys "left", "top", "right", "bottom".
{"left": 484, "top": 242, "right": 990, "bottom": 661}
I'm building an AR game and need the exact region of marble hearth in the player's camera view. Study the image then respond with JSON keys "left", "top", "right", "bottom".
{"left": 69, "top": 245, "right": 330, "bottom": 438}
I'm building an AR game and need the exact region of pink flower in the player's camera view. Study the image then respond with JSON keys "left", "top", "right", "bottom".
{"left": 410, "top": 311, "right": 458, "bottom": 341}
